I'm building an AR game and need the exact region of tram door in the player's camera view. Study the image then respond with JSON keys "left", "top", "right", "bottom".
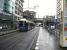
{"left": 60, "top": 0, "right": 67, "bottom": 47}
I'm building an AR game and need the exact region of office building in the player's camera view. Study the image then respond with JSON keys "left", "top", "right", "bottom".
{"left": 0, "top": 0, "right": 16, "bottom": 30}
{"left": 0, "top": 0, "right": 15, "bottom": 14}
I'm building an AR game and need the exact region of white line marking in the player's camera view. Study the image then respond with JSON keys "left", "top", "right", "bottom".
{"left": 35, "top": 46, "right": 39, "bottom": 50}
{"left": 37, "top": 41, "right": 39, "bottom": 43}
{"left": 36, "top": 43, "right": 39, "bottom": 45}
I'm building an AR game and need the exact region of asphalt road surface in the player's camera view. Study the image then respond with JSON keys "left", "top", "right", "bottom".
{"left": 0, "top": 27, "right": 67, "bottom": 50}
{"left": 0, "top": 27, "right": 40, "bottom": 50}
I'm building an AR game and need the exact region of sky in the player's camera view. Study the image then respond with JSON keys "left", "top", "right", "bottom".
{"left": 23, "top": 0, "right": 57, "bottom": 18}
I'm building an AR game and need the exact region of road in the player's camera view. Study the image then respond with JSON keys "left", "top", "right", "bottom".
{"left": 0, "top": 27, "right": 40, "bottom": 50}
{"left": 0, "top": 27, "right": 67, "bottom": 50}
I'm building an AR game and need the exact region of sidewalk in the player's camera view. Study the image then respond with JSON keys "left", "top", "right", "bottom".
{"left": 0, "top": 29, "right": 18, "bottom": 36}
{"left": 35, "top": 27, "right": 55, "bottom": 50}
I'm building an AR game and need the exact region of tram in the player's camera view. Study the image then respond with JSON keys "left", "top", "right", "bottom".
{"left": 59, "top": 0, "right": 67, "bottom": 47}
{"left": 18, "top": 19, "right": 35, "bottom": 32}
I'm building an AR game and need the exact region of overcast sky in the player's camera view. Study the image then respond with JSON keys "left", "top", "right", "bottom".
{"left": 23, "top": 0, "right": 57, "bottom": 18}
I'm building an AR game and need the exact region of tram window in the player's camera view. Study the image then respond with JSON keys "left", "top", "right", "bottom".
{"left": 19, "top": 22, "right": 23, "bottom": 26}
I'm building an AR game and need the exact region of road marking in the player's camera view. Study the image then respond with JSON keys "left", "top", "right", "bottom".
{"left": 35, "top": 46, "right": 39, "bottom": 50}
{"left": 36, "top": 43, "right": 39, "bottom": 45}
{"left": 0, "top": 33, "right": 21, "bottom": 43}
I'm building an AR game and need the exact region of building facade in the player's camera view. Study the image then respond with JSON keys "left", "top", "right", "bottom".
{"left": 0, "top": 0, "right": 16, "bottom": 30}
{"left": 23, "top": 10, "right": 36, "bottom": 21}
{"left": 3, "top": 0, "right": 15, "bottom": 14}
{"left": 0, "top": 0, "right": 24, "bottom": 30}
{"left": 0, "top": 0, "right": 15, "bottom": 14}
{"left": 15, "top": 0, "right": 24, "bottom": 21}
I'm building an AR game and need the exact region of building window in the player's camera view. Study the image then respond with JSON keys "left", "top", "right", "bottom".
{"left": 18, "top": 17, "right": 20, "bottom": 20}
{"left": 15, "top": 6, "right": 17, "bottom": 10}
{"left": 19, "top": 1, "right": 20, "bottom": 4}
{"left": 15, "top": 11, "right": 17, "bottom": 14}
{"left": 16, "top": 0, "right": 18, "bottom": 2}
{"left": 18, "top": 12, "right": 19, "bottom": 15}
{"left": 15, "top": 2, "right": 18, "bottom": 6}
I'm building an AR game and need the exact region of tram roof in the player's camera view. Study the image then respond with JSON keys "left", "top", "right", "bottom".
{"left": 19, "top": 19, "right": 35, "bottom": 24}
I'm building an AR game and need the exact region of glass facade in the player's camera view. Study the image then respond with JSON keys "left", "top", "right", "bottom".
{"left": 3, "top": 0, "right": 15, "bottom": 14}
{"left": 0, "top": 0, "right": 4, "bottom": 11}
{"left": 0, "top": 0, "right": 16, "bottom": 30}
